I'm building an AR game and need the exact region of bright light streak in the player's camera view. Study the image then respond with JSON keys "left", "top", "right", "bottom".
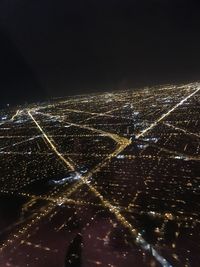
{"left": 28, "top": 110, "right": 75, "bottom": 171}
{"left": 11, "top": 109, "right": 20, "bottom": 121}
{"left": 0, "top": 135, "right": 41, "bottom": 152}
{"left": 164, "top": 122, "right": 200, "bottom": 139}
{"left": 136, "top": 86, "right": 200, "bottom": 139}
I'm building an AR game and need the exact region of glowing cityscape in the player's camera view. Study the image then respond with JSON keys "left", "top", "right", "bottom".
{"left": 0, "top": 82, "right": 199, "bottom": 267}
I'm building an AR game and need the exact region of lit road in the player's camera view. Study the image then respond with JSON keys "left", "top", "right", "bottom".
{"left": 0, "top": 82, "right": 199, "bottom": 267}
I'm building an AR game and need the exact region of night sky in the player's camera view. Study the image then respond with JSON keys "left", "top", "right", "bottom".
{"left": 0, "top": 0, "right": 200, "bottom": 107}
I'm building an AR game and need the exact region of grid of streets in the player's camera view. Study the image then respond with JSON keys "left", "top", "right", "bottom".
{"left": 0, "top": 82, "right": 199, "bottom": 267}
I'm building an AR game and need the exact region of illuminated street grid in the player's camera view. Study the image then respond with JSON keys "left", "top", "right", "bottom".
{"left": 0, "top": 82, "right": 199, "bottom": 267}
